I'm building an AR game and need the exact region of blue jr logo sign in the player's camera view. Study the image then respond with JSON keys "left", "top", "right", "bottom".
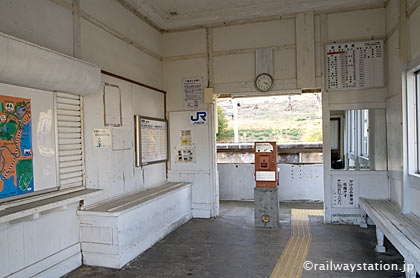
{"left": 190, "top": 111, "right": 208, "bottom": 125}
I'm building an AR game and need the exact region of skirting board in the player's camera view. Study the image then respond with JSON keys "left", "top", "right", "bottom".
{"left": 7, "top": 243, "right": 81, "bottom": 278}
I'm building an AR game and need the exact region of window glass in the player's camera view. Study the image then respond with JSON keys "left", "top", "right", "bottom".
{"left": 361, "top": 109, "right": 369, "bottom": 157}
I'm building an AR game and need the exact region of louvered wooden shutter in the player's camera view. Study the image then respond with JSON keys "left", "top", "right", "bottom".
{"left": 55, "top": 92, "right": 85, "bottom": 189}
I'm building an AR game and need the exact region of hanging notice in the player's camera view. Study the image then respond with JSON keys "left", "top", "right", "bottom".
{"left": 137, "top": 117, "right": 167, "bottom": 165}
{"left": 93, "top": 129, "right": 112, "bottom": 148}
{"left": 332, "top": 176, "right": 358, "bottom": 208}
{"left": 326, "top": 40, "right": 384, "bottom": 90}
{"left": 0, "top": 95, "right": 34, "bottom": 199}
{"left": 183, "top": 78, "right": 203, "bottom": 109}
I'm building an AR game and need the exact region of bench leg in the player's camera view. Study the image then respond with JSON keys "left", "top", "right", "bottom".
{"left": 375, "top": 226, "right": 386, "bottom": 253}
{"left": 404, "top": 260, "right": 416, "bottom": 278}
{"left": 359, "top": 211, "right": 368, "bottom": 228}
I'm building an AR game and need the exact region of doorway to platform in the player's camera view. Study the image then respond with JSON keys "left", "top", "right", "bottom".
{"left": 215, "top": 93, "right": 324, "bottom": 203}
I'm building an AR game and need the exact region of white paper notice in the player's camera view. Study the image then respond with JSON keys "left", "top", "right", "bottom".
{"left": 183, "top": 78, "right": 203, "bottom": 109}
{"left": 93, "top": 129, "right": 112, "bottom": 148}
{"left": 256, "top": 171, "right": 276, "bottom": 181}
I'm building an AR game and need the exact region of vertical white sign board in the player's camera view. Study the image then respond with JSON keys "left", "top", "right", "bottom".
{"left": 183, "top": 78, "right": 203, "bottom": 109}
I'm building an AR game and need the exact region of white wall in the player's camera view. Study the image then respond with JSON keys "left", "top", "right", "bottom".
{"left": 407, "top": 0, "right": 420, "bottom": 218}
{"left": 385, "top": 0, "right": 404, "bottom": 209}
{"left": 0, "top": 1, "right": 165, "bottom": 277}
{"left": 218, "top": 164, "right": 324, "bottom": 202}
{"left": 384, "top": 0, "right": 420, "bottom": 217}
{"left": 83, "top": 74, "right": 166, "bottom": 205}
{"left": 0, "top": 204, "right": 82, "bottom": 278}
{"left": 0, "top": 0, "right": 74, "bottom": 56}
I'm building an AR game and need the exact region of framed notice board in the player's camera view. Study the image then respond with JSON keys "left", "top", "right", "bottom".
{"left": 326, "top": 40, "right": 384, "bottom": 90}
{"left": 135, "top": 115, "right": 167, "bottom": 167}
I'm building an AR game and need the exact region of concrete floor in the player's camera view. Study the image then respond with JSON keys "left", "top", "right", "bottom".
{"left": 65, "top": 201, "right": 406, "bottom": 278}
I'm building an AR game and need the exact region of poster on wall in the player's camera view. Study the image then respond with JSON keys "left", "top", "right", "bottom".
{"left": 183, "top": 77, "right": 203, "bottom": 109}
{"left": 180, "top": 130, "right": 192, "bottom": 146}
{"left": 332, "top": 176, "right": 358, "bottom": 208}
{"left": 0, "top": 95, "right": 34, "bottom": 199}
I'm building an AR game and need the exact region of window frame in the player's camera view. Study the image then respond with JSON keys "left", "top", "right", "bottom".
{"left": 361, "top": 109, "right": 369, "bottom": 158}
{"left": 416, "top": 70, "right": 420, "bottom": 173}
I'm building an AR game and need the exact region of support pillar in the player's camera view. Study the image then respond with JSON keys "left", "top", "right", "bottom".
{"left": 254, "top": 187, "right": 279, "bottom": 228}
{"left": 375, "top": 226, "right": 386, "bottom": 253}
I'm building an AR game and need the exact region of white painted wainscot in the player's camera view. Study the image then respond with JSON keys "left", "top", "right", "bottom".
{"left": 0, "top": 188, "right": 100, "bottom": 278}
{"left": 218, "top": 163, "right": 324, "bottom": 202}
{"left": 78, "top": 182, "right": 192, "bottom": 269}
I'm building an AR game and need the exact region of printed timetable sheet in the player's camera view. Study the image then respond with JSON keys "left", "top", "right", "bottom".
{"left": 326, "top": 40, "right": 384, "bottom": 90}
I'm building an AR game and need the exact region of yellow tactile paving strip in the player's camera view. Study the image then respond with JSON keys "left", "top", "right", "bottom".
{"left": 270, "top": 209, "right": 324, "bottom": 278}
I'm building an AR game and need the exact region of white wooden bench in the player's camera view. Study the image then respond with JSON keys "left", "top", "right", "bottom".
{"left": 77, "top": 182, "right": 192, "bottom": 269}
{"left": 360, "top": 198, "right": 420, "bottom": 278}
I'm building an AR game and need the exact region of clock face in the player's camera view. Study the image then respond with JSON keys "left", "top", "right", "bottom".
{"left": 255, "top": 73, "right": 273, "bottom": 92}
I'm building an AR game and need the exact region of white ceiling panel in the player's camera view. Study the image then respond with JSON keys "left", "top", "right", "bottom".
{"left": 123, "top": 0, "right": 385, "bottom": 30}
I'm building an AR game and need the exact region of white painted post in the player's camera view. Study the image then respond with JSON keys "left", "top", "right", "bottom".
{"left": 359, "top": 211, "right": 367, "bottom": 228}
{"left": 320, "top": 14, "right": 332, "bottom": 223}
{"left": 233, "top": 98, "right": 239, "bottom": 142}
{"left": 375, "top": 226, "right": 386, "bottom": 253}
{"left": 404, "top": 260, "right": 416, "bottom": 278}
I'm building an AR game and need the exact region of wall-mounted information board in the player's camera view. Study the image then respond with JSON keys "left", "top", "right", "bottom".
{"left": 135, "top": 115, "right": 167, "bottom": 166}
{"left": 326, "top": 40, "right": 384, "bottom": 90}
{"left": 332, "top": 176, "right": 358, "bottom": 208}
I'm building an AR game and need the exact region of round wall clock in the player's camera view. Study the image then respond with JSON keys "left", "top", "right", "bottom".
{"left": 255, "top": 73, "right": 274, "bottom": 92}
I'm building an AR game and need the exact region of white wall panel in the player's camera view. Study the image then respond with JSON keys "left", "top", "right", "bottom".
{"left": 386, "top": 0, "right": 400, "bottom": 32}
{"left": 387, "top": 32, "right": 402, "bottom": 98}
{"left": 409, "top": 5, "right": 420, "bottom": 61}
{"left": 80, "top": 0, "right": 161, "bottom": 55}
{"left": 410, "top": 187, "right": 420, "bottom": 218}
{"left": 162, "top": 29, "right": 207, "bottom": 57}
{"left": 80, "top": 19, "right": 162, "bottom": 89}
{"left": 328, "top": 8, "right": 385, "bottom": 41}
{"left": 214, "top": 53, "right": 254, "bottom": 84}
{"left": 213, "top": 19, "right": 295, "bottom": 51}
{"left": 131, "top": 84, "right": 165, "bottom": 118}
{"left": 0, "top": 203, "right": 80, "bottom": 278}
{"left": 83, "top": 75, "right": 166, "bottom": 205}
{"left": 390, "top": 178, "right": 402, "bottom": 207}
{"left": 0, "top": 0, "right": 73, "bottom": 56}
{"left": 274, "top": 49, "right": 297, "bottom": 80}
{"left": 328, "top": 88, "right": 387, "bottom": 105}
{"left": 218, "top": 164, "right": 324, "bottom": 202}
{"left": 163, "top": 58, "right": 208, "bottom": 112}
{"left": 386, "top": 95, "right": 403, "bottom": 176}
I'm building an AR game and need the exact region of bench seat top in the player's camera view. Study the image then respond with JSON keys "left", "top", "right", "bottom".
{"left": 360, "top": 198, "right": 420, "bottom": 268}
{"left": 81, "top": 182, "right": 191, "bottom": 214}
